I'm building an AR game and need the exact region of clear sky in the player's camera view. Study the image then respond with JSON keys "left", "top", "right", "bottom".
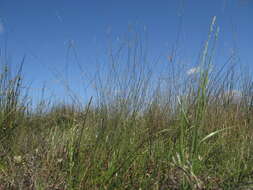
{"left": 0, "top": 0, "right": 252, "bottom": 103}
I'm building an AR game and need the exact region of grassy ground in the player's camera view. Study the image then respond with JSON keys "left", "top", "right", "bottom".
{"left": 1, "top": 18, "right": 253, "bottom": 189}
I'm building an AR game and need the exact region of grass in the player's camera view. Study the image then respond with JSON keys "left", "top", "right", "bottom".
{"left": 1, "top": 17, "right": 253, "bottom": 189}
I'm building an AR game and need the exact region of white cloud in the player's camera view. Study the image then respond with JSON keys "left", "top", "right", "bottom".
{"left": 186, "top": 65, "right": 214, "bottom": 76}
{"left": 0, "top": 22, "right": 4, "bottom": 34}
{"left": 229, "top": 90, "right": 242, "bottom": 97}
{"left": 223, "top": 90, "right": 242, "bottom": 103}
{"left": 186, "top": 67, "right": 200, "bottom": 75}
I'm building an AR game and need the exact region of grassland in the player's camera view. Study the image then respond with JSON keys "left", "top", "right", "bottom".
{"left": 1, "top": 18, "right": 253, "bottom": 190}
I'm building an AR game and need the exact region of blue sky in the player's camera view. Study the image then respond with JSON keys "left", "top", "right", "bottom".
{"left": 0, "top": 0, "right": 252, "bottom": 103}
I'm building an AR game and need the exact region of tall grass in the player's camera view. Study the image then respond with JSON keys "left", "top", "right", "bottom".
{"left": 1, "top": 18, "right": 253, "bottom": 189}
{"left": 0, "top": 53, "right": 26, "bottom": 155}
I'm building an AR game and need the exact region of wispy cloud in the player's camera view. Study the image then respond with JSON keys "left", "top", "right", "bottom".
{"left": 222, "top": 90, "right": 242, "bottom": 104}
{"left": 225, "top": 90, "right": 242, "bottom": 99}
{"left": 186, "top": 67, "right": 200, "bottom": 75}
